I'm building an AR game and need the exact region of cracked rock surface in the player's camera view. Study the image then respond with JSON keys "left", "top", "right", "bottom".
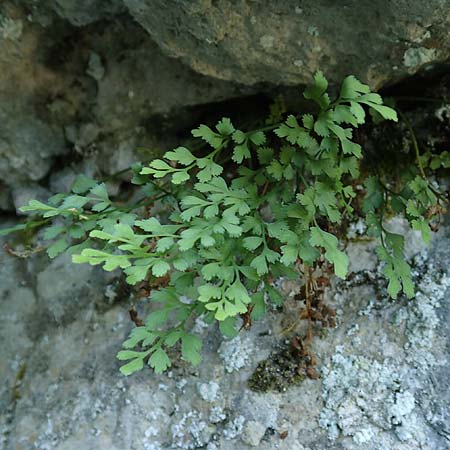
{"left": 124, "top": 0, "right": 450, "bottom": 87}
{"left": 1, "top": 1, "right": 450, "bottom": 449}
{"left": 1, "top": 0, "right": 449, "bottom": 208}
{"left": 1, "top": 218, "right": 450, "bottom": 449}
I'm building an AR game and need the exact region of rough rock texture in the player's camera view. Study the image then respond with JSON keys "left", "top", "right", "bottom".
{"left": 33, "top": 0, "right": 126, "bottom": 26}
{"left": 1, "top": 216, "right": 450, "bottom": 449}
{"left": 0, "top": 4, "right": 68, "bottom": 187}
{"left": 0, "top": 1, "right": 251, "bottom": 198}
{"left": 1, "top": 1, "right": 450, "bottom": 448}
{"left": 125, "top": 0, "right": 450, "bottom": 87}
{"left": 1, "top": 0, "right": 449, "bottom": 205}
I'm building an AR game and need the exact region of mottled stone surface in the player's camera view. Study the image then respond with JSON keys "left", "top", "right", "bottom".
{"left": 1, "top": 0, "right": 449, "bottom": 197}
{"left": 1, "top": 2, "right": 450, "bottom": 447}
{"left": 124, "top": 0, "right": 450, "bottom": 88}
{"left": 0, "top": 1, "right": 251, "bottom": 193}
{"left": 1, "top": 219, "right": 450, "bottom": 450}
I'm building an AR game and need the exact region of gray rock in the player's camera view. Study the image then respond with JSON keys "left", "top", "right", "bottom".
{"left": 16, "top": 0, "right": 450, "bottom": 91}
{"left": 0, "top": 7, "right": 69, "bottom": 188}
{"left": 49, "top": 159, "right": 104, "bottom": 195}
{"left": 49, "top": 167, "right": 78, "bottom": 194}
{"left": 0, "top": 15, "right": 23, "bottom": 41}
{"left": 0, "top": 183, "right": 12, "bottom": 211}
{"left": 0, "top": 227, "right": 37, "bottom": 448}
{"left": 0, "top": 3, "right": 252, "bottom": 189}
{"left": 1, "top": 3, "right": 450, "bottom": 448}
{"left": 1, "top": 218, "right": 450, "bottom": 450}
{"left": 35, "top": 253, "right": 107, "bottom": 323}
{"left": 86, "top": 51, "right": 105, "bottom": 81}
{"left": 197, "top": 381, "right": 220, "bottom": 403}
{"left": 93, "top": 37, "right": 250, "bottom": 129}
{"left": 241, "top": 420, "right": 266, "bottom": 447}
{"left": 218, "top": 335, "right": 254, "bottom": 373}
{"left": 0, "top": 113, "right": 66, "bottom": 186}
{"left": 11, "top": 184, "right": 52, "bottom": 215}
{"left": 125, "top": 0, "right": 450, "bottom": 88}
{"left": 76, "top": 122, "right": 101, "bottom": 149}
{"left": 30, "top": 0, "right": 125, "bottom": 26}
{"left": 403, "top": 47, "right": 437, "bottom": 69}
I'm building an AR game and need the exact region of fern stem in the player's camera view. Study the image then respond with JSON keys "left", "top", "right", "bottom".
{"left": 398, "top": 111, "right": 427, "bottom": 179}
{"left": 399, "top": 111, "right": 450, "bottom": 206}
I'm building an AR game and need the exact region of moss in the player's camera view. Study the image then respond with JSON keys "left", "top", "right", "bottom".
{"left": 248, "top": 345, "right": 306, "bottom": 393}
{"left": 11, "top": 362, "right": 27, "bottom": 402}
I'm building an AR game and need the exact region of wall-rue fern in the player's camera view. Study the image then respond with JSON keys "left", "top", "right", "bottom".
{"left": 1, "top": 72, "right": 448, "bottom": 375}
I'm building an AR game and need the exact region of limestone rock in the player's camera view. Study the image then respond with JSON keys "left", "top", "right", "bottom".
{"left": 20, "top": 0, "right": 126, "bottom": 26}
{"left": 35, "top": 253, "right": 107, "bottom": 324}
{"left": 0, "top": 113, "right": 66, "bottom": 187}
{"left": 125, "top": 0, "right": 450, "bottom": 88}
{"left": 241, "top": 420, "right": 266, "bottom": 447}
{"left": 1, "top": 218, "right": 450, "bottom": 450}
{"left": 0, "top": 2, "right": 252, "bottom": 190}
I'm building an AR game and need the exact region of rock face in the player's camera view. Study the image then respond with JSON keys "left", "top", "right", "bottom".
{"left": 125, "top": 0, "right": 450, "bottom": 87}
{"left": 41, "top": 0, "right": 125, "bottom": 26}
{"left": 0, "top": 1, "right": 251, "bottom": 202}
{"left": 1, "top": 0, "right": 449, "bottom": 205}
{"left": 1, "top": 215, "right": 450, "bottom": 449}
{"left": 1, "top": 2, "right": 450, "bottom": 449}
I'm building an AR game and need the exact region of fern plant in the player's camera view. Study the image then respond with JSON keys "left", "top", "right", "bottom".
{"left": 1, "top": 72, "right": 447, "bottom": 375}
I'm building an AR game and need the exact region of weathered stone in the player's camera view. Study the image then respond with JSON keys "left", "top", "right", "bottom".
{"left": 0, "top": 112, "right": 66, "bottom": 187}
{"left": 11, "top": 184, "right": 52, "bottom": 215}
{"left": 241, "top": 420, "right": 266, "bottom": 447}
{"left": 19, "top": 0, "right": 125, "bottom": 26}
{"left": 0, "top": 183, "right": 12, "bottom": 211}
{"left": 125, "top": 0, "right": 450, "bottom": 88}
{"left": 1, "top": 2, "right": 450, "bottom": 448}
{"left": 0, "top": 2, "right": 253, "bottom": 190}
{"left": 1, "top": 217, "right": 450, "bottom": 450}
{"left": 0, "top": 4, "right": 72, "bottom": 187}
{"left": 0, "top": 228, "right": 37, "bottom": 449}
{"left": 93, "top": 35, "right": 250, "bottom": 128}
{"left": 35, "top": 253, "right": 107, "bottom": 324}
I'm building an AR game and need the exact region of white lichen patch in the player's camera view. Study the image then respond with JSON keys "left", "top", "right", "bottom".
{"left": 403, "top": 267, "right": 450, "bottom": 371}
{"left": 192, "top": 315, "right": 210, "bottom": 334}
{"left": 259, "top": 35, "right": 275, "bottom": 50}
{"left": 222, "top": 415, "right": 246, "bottom": 440}
{"left": 435, "top": 104, "right": 450, "bottom": 122}
{"left": 218, "top": 335, "right": 253, "bottom": 372}
{"left": 197, "top": 381, "right": 220, "bottom": 403}
{"left": 307, "top": 26, "right": 319, "bottom": 37}
{"left": 0, "top": 16, "right": 23, "bottom": 41}
{"left": 209, "top": 406, "right": 227, "bottom": 424}
{"left": 403, "top": 47, "right": 436, "bottom": 68}
{"left": 319, "top": 249, "right": 450, "bottom": 448}
{"left": 171, "top": 410, "right": 213, "bottom": 449}
{"left": 346, "top": 218, "right": 367, "bottom": 239}
{"left": 86, "top": 51, "right": 105, "bottom": 81}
